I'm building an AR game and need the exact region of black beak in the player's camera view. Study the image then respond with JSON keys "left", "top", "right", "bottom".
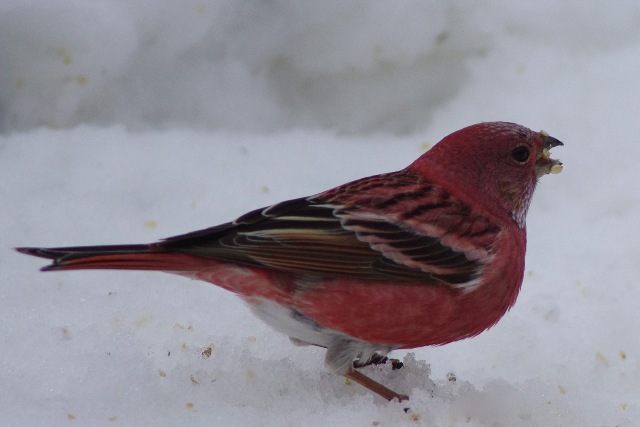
{"left": 545, "top": 136, "right": 564, "bottom": 149}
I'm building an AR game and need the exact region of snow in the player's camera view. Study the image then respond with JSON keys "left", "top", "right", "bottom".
{"left": 1, "top": 1, "right": 639, "bottom": 425}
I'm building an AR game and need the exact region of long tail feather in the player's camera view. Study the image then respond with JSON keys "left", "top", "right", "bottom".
{"left": 16, "top": 245, "right": 213, "bottom": 272}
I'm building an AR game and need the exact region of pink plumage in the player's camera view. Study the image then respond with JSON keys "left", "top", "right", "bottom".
{"left": 17, "top": 122, "right": 563, "bottom": 401}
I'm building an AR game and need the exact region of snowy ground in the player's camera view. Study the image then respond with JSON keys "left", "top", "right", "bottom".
{"left": 2, "top": 1, "right": 640, "bottom": 426}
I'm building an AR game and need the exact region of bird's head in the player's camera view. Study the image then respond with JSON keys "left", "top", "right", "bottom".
{"left": 408, "top": 122, "right": 563, "bottom": 227}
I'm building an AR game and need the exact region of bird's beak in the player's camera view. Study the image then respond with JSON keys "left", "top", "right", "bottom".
{"left": 536, "top": 131, "right": 563, "bottom": 178}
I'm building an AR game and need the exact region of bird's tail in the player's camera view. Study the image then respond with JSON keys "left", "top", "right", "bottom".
{"left": 16, "top": 245, "right": 213, "bottom": 272}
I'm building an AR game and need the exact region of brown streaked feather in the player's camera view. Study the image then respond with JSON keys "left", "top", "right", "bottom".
{"left": 158, "top": 178, "right": 499, "bottom": 286}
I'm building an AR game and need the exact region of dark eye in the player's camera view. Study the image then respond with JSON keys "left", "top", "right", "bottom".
{"left": 511, "top": 146, "right": 530, "bottom": 163}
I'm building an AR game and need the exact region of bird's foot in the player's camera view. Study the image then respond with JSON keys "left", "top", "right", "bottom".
{"left": 353, "top": 354, "right": 404, "bottom": 370}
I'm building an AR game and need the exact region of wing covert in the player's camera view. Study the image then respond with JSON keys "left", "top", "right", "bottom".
{"left": 159, "top": 174, "right": 500, "bottom": 288}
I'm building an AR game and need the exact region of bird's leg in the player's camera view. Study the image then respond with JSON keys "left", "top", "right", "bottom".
{"left": 324, "top": 340, "right": 408, "bottom": 400}
{"left": 345, "top": 368, "right": 409, "bottom": 402}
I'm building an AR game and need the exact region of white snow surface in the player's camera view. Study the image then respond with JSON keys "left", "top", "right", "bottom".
{"left": 2, "top": 1, "right": 639, "bottom": 426}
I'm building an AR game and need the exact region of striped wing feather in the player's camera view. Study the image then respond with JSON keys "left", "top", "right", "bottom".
{"left": 160, "top": 189, "right": 494, "bottom": 286}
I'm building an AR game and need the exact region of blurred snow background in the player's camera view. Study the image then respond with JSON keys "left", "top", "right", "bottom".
{"left": 1, "top": 1, "right": 639, "bottom": 425}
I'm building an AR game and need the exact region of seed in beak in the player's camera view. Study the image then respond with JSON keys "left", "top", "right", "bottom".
{"left": 541, "top": 148, "right": 551, "bottom": 160}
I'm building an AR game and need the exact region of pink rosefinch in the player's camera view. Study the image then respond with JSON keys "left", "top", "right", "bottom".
{"left": 18, "top": 122, "right": 563, "bottom": 401}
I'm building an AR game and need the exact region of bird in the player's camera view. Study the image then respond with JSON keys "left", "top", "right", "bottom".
{"left": 17, "top": 122, "right": 563, "bottom": 401}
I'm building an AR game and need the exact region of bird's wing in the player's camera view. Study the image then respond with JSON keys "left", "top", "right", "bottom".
{"left": 160, "top": 172, "right": 501, "bottom": 288}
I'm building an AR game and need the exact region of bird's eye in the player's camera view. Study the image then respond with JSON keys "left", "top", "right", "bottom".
{"left": 511, "top": 146, "right": 530, "bottom": 163}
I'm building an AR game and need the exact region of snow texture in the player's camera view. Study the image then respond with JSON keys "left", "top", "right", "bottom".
{"left": 1, "top": 1, "right": 639, "bottom": 426}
